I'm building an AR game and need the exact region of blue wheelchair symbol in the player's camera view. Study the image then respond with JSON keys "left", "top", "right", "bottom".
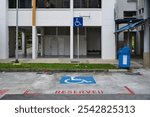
{"left": 60, "top": 76, "right": 96, "bottom": 84}
{"left": 73, "top": 17, "right": 83, "bottom": 28}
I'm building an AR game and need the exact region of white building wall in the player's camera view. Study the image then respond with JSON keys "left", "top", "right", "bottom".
{"left": 102, "top": 0, "right": 116, "bottom": 59}
{"left": 0, "top": 0, "right": 116, "bottom": 59}
{"left": 0, "top": 0, "right": 8, "bottom": 59}
{"left": 115, "top": 0, "right": 137, "bottom": 19}
{"left": 8, "top": 10, "right": 32, "bottom": 26}
{"left": 74, "top": 10, "right": 102, "bottom": 26}
{"left": 8, "top": 10, "right": 102, "bottom": 26}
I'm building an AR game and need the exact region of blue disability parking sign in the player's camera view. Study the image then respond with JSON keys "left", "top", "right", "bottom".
{"left": 73, "top": 17, "right": 83, "bottom": 28}
{"left": 60, "top": 76, "right": 96, "bottom": 84}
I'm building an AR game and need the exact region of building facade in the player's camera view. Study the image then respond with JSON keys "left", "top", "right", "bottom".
{"left": 115, "top": 0, "right": 138, "bottom": 54}
{"left": 130, "top": 0, "right": 150, "bottom": 67}
{"left": 115, "top": 0, "right": 150, "bottom": 67}
{"left": 0, "top": 0, "right": 116, "bottom": 60}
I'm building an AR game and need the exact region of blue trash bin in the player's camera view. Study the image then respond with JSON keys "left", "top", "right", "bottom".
{"left": 118, "top": 46, "right": 131, "bottom": 68}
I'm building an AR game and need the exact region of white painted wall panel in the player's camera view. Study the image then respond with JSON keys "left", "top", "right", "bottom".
{"left": 115, "top": 0, "right": 137, "bottom": 19}
{"left": 74, "top": 10, "right": 102, "bottom": 26}
{"left": 36, "top": 10, "right": 71, "bottom": 26}
{"left": 102, "top": 0, "right": 116, "bottom": 59}
{"left": 0, "top": 0, "right": 8, "bottom": 59}
{"left": 8, "top": 9, "right": 102, "bottom": 26}
{"left": 8, "top": 10, "right": 32, "bottom": 26}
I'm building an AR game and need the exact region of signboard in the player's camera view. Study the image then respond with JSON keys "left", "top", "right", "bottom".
{"left": 60, "top": 76, "right": 96, "bottom": 84}
{"left": 73, "top": 17, "right": 83, "bottom": 28}
{"left": 123, "top": 55, "right": 127, "bottom": 65}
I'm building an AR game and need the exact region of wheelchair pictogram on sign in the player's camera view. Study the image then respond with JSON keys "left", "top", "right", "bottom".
{"left": 60, "top": 76, "right": 96, "bottom": 84}
{"left": 73, "top": 17, "right": 83, "bottom": 28}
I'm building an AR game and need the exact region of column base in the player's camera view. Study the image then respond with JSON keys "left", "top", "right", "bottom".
{"left": 143, "top": 52, "right": 150, "bottom": 67}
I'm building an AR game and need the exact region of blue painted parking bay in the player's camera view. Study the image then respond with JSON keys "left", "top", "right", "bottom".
{"left": 60, "top": 76, "right": 96, "bottom": 84}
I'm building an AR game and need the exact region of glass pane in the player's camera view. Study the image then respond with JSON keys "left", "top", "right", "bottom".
{"left": 57, "top": 0, "right": 63, "bottom": 8}
{"left": 19, "top": 0, "right": 32, "bottom": 8}
{"left": 37, "top": 0, "right": 70, "bottom": 8}
{"left": 81, "top": 0, "right": 87, "bottom": 8}
{"left": 37, "top": 0, "right": 45, "bottom": 8}
{"left": 9, "top": 0, "right": 16, "bottom": 8}
{"left": 49, "top": 0, "right": 56, "bottom": 8}
{"left": 74, "top": 0, "right": 80, "bottom": 8}
{"left": 64, "top": 0, "right": 70, "bottom": 8}
{"left": 74, "top": 0, "right": 101, "bottom": 8}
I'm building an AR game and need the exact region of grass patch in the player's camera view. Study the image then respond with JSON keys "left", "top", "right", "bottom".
{"left": 0, "top": 63, "right": 117, "bottom": 71}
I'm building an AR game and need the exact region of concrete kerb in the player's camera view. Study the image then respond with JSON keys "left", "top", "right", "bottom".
{"left": 0, "top": 69, "right": 129, "bottom": 73}
{"left": 0, "top": 58, "right": 118, "bottom": 64}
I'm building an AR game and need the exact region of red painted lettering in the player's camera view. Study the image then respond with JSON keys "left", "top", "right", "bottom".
{"left": 0, "top": 89, "right": 9, "bottom": 95}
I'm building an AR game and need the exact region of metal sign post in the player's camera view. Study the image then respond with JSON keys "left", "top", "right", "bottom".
{"left": 15, "top": 0, "right": 19, "bottom": 63}
{"left": 77, "top": 27, "right": 80, "bottom": 59}
{"left": 73, "top": 17, "right": 83, "bottom": 59}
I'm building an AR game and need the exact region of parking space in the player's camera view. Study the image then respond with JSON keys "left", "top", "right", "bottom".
{"left": 0, "top": 69, "right": 150, "bottom": 99}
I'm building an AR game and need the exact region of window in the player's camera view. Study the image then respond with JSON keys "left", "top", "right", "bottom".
{"left": 9, "top": 0, "right": 32, "bottom": 8}
{"left": 9, "top": 0, "right": 69, "bottom": 9}
{"left": 37, "top": 0, "right": 46, "bottom": 8}
{"left": 89, "top": 0, "right": 101, "bottom": 8}
{"left": 141, "top": 8, "right": 144, "bottom": 14}
{"left": 9, "top": 0, "right": 16, "bottom": 8}
{"left": 37, "top": 0, "right": 70, "bottom": 8}
{"left": 19, "top": 0, "right": 32, "bottom": 8}
{"left": 124, "top": 11, "right": 137, "bottom": 18}
{"left": 74, "top": 0, "right": 101, "bottom": 8}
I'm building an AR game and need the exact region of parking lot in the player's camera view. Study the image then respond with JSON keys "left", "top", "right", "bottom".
{"left": 0, "top": 68, "right": 150, "bottom": 100}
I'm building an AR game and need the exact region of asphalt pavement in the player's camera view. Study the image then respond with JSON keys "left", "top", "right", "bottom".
{"left": 0, "top": 68, "right": 150, "bottom": 100}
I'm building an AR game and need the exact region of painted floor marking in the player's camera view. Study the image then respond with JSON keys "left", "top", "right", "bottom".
{"left": 0, "top": 89, "right": 9, "bottom": 95}
{"left": 60, "top": 76, "right": 96, "bottom": 84}
{"left": 23, "top": 89, "right": 40, "bottom": 96}
{"left": 124, "top": 86, "right": 135, "bottom": 95}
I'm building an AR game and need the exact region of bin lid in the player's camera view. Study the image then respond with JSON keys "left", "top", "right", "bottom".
{"left": 118, "top": 46, "right": 130, "bottom": 54}
{"left": 121, "top": 46, "right": 130, "bottom": 54}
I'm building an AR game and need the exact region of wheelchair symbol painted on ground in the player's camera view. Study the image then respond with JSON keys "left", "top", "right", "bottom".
{"left": 60, "top": 76, "right": 96, "bottom": 84}
{"left": 73, "top": 17, "right": 83, "bottom": 28}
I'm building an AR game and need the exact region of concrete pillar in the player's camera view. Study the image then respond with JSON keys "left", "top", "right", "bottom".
{"left": 32, "top": 0, "right": 37, "bottom": 59}
{"left": 102, "top": 0, "right": 116, "bottom": 59}
{"left": 0, "top": 0, "right": 8, "bottom": 59}
{"left": 41, "top": 29, "right": 44, "bottom": 56}
{"left": 70, "top": 0, "right": 74, "bottom": 59}
{"left": 136, "top": 30, "right": 141, "bottom": 55}
{"left": 144, "top": 0, "right": 150, "bottom": 20}
{"left": 32, "top": 26, "right": 37, "bottom": 59}
{"left": 143, "top": 20, "right": 150, "bottom": 67}
{"left": 143, "top": 0, "right": 150, "bottom": 67}
{"left": 22, "top": 32, "right": 25, "bottom": 55}
{"left": 9, "top": 28, "right": 16, "bottom": 57}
